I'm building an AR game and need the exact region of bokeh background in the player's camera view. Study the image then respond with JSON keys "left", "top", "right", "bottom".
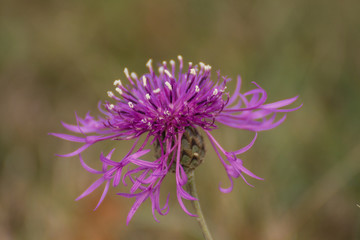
{"left": 1, "top": 0, "right": 359, "bottom": 239}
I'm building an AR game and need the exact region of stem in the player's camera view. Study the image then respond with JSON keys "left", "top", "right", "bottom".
{"left": 186, "top": 171, "right": 214, "bottom": 240}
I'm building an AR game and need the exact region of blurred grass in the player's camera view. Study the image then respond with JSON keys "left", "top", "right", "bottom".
{"left": 0, "top": 0, "right": 359, "bottom": 239}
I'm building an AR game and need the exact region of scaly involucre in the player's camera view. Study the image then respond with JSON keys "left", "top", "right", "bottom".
{"left": 51, "top": 56, "right": 301, "bottom": 224}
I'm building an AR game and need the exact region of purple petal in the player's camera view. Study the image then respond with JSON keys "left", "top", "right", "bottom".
{"left": 219, "top": 175, "right": 234, "bottom": 193}
{"left": 79, "top": 154, "right": 103, "bottom": 174}
{"left": 93, "top": 181, "right": 110, "bottom": 210}
{"left": 49, "top": 133, "right": 86, "bottom": 142}
{"left": 56, "top": 143, "right": 92, "bottom": 158}
{"left": 261, "top": 96, "right": 298, "bottom": 109}
{"left": 76, "top": 176, "right": 106, "bottom": 201}
{"left": 126, "top": 192, "right": 149, "bottom": 225}
{"left": 232, "top": 132, "right": 258, "bottom": 155}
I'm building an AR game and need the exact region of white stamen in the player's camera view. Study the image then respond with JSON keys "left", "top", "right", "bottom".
{"left": 164, "top": 69, "right": 173, "bottom": 78}
{"left": 170, "top": 59, "right": 175, "bottom": 66}
{"left": 124, "top": 68, "right": 130, "bottom": 79}
{"left": 108, "top": 104, "right": 115, "bottom": 110}
{"left": 130, "top": 72, "right": 138, "bottom": 79}
{"left": 205, "top": 65, "right": 212, "bottom": 71}
{"left": 142, "top": 76, "right": 147, "bottom": 87}
{"left": 195, "top": 85, "right": 200, "bottom": 92}
{"left": 113, "top": 79, "right": 122, "bottom": 86}
{"left": 164, "top": 110, "right": 170, "bottom": 115}
{"left": 107, "top": 91, "right": 114, "bottom": 98}
{"left": 165, "top": 81, "right": 172, "bottom": 90}
{"left": 146, "top": 59, "right": 152, "bottom": 68}
{"left": 190, "top": 68, "right": 196, "bottom": 75}
{"left": 220, "top": 86, "right": 227, "bottom": 92}
{"left": 128, "top": 102, "right": 134, "bottom": 108}
{"left": 189, "top": 62, "right": 193, "bottom": 66}
{"left": 178, "top": 55, "right": 183, "bottom": 62}
{"left": 162, "top": 61, "right": 167, "bottom": 66}
{"left": 213, "top": 89, "right": 218, "bottom": 95}
{"left": 153, "top": 88, "right": 161, "bottom": 94}
{"left": 115, "top": 87, "right": 123, "bottom": 95}
{"left": 141, "top": 118, "right": 147, "bottom": 123}
{"left": 158, "top": 66, "right": 164, "bottom": 74}
{"left": 145, "top": 93, "right": 151, "bottom": 100}
{"left": 199, "top": 62, "right": 205, "bottom": 69}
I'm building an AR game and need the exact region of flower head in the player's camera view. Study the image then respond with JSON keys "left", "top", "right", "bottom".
{"left": 51, "top": 56, "right": 301, "bottom": 224}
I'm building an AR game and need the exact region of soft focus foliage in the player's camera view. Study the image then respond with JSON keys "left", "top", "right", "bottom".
{"left": 0, "top": 0, "right": 359, "bottom": 239}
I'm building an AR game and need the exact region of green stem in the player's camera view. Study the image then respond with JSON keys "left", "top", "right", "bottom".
{"left": 186, "top": 171, "right": 214, "bottom": 240}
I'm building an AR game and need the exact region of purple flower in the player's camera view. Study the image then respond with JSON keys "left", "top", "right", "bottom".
{"left": 51, "top": 56, "right": 301, "bottom": 224}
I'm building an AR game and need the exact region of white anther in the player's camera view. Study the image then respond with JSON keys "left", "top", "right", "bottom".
{"left": 130, "top": 72, "right": 138, "bottom": 79}
{"left": 213, "top": 89, "right": 218, "bottom": 95}
{"left": 113, "top": 79, "right": 122, "bottom": 86}
{"left": 195, "top": 85, "right": 200, "bottom": 92}
{"left": 189, "top": 62, "right": 193, "bottom": 66}
{"left": 108, "top": 104, "right": 115, "bottom": 110}
{"left": 162, "top": 61, "right": 167, "bottom": 66}
{"left": 153, "top": 88, "right": 161, "bottom": 94}
{"left": 164, "top": 69, "right": 173, "bottom": 78}
{"left": 164, "top": 110, "right": 170, "bottom": 115}
{"left": 107, "top": 91, "right": 114, "bottom": 98}
{"left": 220, "top": 86, "right": 227, "bottom": 92}
{"left": 128, "top": 102, "right": 134, "bottom": 108}
{"left": 170, "top": 59, "right": 175, "bottom": 66}
{"left": 199, "top": 62, "right": 205, "bottom": 69}
{"left": 178, "top": 55, "right": 183, "bottom": 62}
{"left": 158, "top": 66, "right": 164, "bottom": 74}
{"left": 205, "top": 65, "right": 212, "bottom": 71}
{"left": 124, "top": 68, "right": 130, "bottom": 79}
{"left": 145, "top": 93, "right": 151, "bottom": 100}
{"left": 146, "top": 59, "right": 152, "bottom": 68}
{"left": 190, "top": 68, "right": 196, "bottom": 75}
{"left": 142, "top": 76, "right": 147, "bottom": 87}
{"left": 165, "top": 81, "right": 172, "bottom": 90}
{"left": 115, "top": 87, "right": 123, "bottom": 95}
{"left": 141, "top": 118, "right": 147, "bottom": 123}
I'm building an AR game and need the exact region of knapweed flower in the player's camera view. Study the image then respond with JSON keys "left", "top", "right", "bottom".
{"left": 51, "top": 56, "right": 301, "bottom": 224}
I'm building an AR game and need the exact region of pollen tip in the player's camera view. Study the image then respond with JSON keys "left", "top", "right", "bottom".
{"left": 107, "top": 91, "right": 114, "bottom": 98}
{"left": 153, "top": 88, "right": 161, "bottom": 94}
{"left": 195, "top": 85, "right": 200, "bottom": 92}
{"left": 115, "top": 87, "right": 123, "bottom": 95}
{"left": 130, "top": 72, "right": 138, "bottom": 79}
{"left": 177, "top": 55, "right": 183, "bottom": 61}
{"left": 142, "top": 76, "right": 147, "bottom": 87}
{"left": 146, "top": 59, "right": 152, "bottom": 68}
{"left": 165, "top": 81, "right": 172, "bottom": 90}
{"left": 158, "top": 66, "right": 164, "bottom": 74}
{"left": 164, "top": 69, "right": 173, "bottom": 78}
{"left": 128, "top": 102, "right": 134, "bottom": 108}
{"left": 124, "top": 68, "right": 130, "bottom": 78}
{"left": 190, "top": 68, "right": 197, "bottom": 75}
{"left": 113, "top": 79, "right": 122, "bottom": 86}
{"left": 145, "top": 93, "right": 151, "bottom": 100}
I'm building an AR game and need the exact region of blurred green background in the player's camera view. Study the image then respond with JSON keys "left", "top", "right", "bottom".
{"left": 1, "top": 0, "right": 359, "bottom": 239}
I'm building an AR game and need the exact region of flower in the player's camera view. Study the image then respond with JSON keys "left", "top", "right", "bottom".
{"left": 50, "top": 56, "right": 301, "bottom": 224}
